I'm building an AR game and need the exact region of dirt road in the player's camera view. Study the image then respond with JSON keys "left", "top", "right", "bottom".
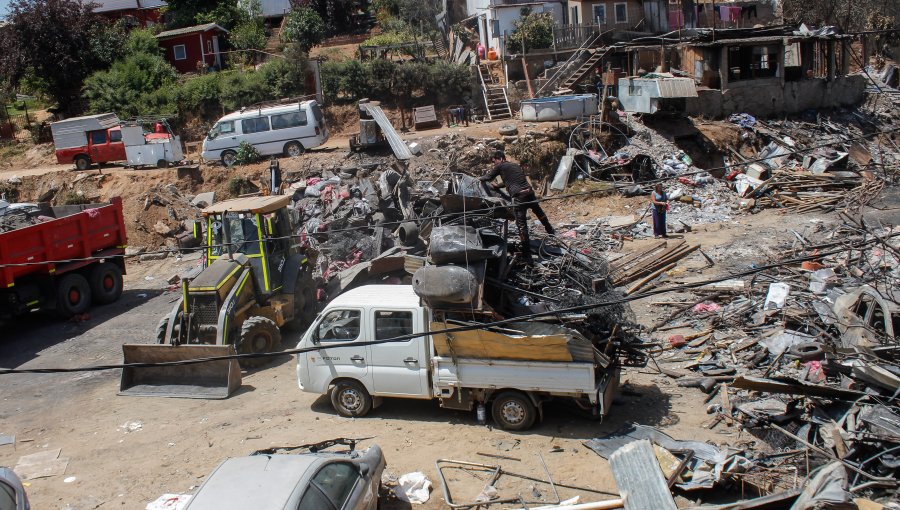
{"left": 0, "top": 206, "right": 830, "bottom": 510}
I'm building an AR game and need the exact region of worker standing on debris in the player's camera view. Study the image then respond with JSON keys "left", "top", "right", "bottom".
{"left": 481, "top": 151, "right": 555, "bottom": 258}
{"left": 650, "top": 183, "right": 669, "bottom": 238}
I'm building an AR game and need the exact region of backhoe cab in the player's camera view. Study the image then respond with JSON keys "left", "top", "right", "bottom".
{"left": 120, "top": 195, "right": 317, "bottom": 399}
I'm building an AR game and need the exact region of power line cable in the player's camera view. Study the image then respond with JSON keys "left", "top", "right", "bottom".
{"left": 1, "top": 232, "right": 894, "bottom": 375}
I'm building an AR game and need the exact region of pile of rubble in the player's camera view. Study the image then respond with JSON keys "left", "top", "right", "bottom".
{"left": 640, "top": 218, "right": 899, "bottom": 505}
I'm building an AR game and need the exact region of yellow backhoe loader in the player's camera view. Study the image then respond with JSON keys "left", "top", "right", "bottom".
{"left": 120, "top": 194, "right": 317, "bottom": 398}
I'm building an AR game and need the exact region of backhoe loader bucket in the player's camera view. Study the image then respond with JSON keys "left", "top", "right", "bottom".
{"left": 119, "top": 344, "right": 242, "bottom": 399}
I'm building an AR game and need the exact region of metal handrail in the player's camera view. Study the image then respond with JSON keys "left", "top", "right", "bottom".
{"left": 535, "top": 29, "right": 605, "bottom": 97}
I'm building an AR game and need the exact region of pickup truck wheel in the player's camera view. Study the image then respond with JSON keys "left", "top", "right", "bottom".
{"left": 221, "top": 150, "right": 237, "bottom": 167}
{"left": 89, "top": 263, "right": 123, "bottom": 305}
{"left": 491, "top": 391, "right": 536, "bottom": 431}
{"left": 56, "top": 273, "right": 92, "bottom": 318}
{"left": 238, "top": 316, "right": 281, "bottom": 368}
{"left": 331, "top": 380, "right": 372, "bottom": 418}
{"left": 74, "top": 156, "right": 91, "bottom": 171}
{"left": 283, "top": 141, "right": 304, "bottom": 157}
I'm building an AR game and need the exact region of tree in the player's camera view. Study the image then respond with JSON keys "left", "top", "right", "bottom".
{"left": 509, "top": 9, "right": 554, "bottom": 52}
{"left": 282, "top": 6, "right": 326, "bottom": 51}
{"left": 82, "top": 30, "right": 178, "bottom": 117}
{"left": 0, "top": 0, "right": 119, "bottom": 109}
{"left": 231, "top": 0, "right": 267, "bottom": 63}
{"left": 164, "top": 0, "right": 242, "bottom": 29}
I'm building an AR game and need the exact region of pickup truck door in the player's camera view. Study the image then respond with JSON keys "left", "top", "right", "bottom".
{"left": 306, "top": 309, "right": 372, "bottom": 392}
{"left": 368, "top": 309, "right": 429, "bottom": 397}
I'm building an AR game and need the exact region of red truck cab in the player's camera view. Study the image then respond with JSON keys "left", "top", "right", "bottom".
{"left": 51, "top": 113, "right": 127, "bottom": 170}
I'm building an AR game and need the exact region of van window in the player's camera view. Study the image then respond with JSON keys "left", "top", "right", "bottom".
{"left": 271, "top": 111, "right": 308, "bottom": 130}
{"left": 109, "top": 130, "right": 122, "bottom": 143}
{"left": 90, "top": 130, "right": 107, "bottom": 144}
{"left": 375, "top": 311, "right": 413, "bottom": 340}
{"left": 208, "top": 121, "right": 235, "bottom": 140}
{"left": 242, "top": 117, "right": 270, "bottom": 134}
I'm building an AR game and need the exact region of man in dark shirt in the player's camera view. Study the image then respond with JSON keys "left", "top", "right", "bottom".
{"left": 480, "top": 151, "right": 555, "bottom": 258}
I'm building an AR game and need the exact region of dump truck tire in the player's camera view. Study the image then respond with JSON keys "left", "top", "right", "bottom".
{"left": 56, "top": 273, "right": 92, "bottom": 318}
{"left": 238, "top": 316, "right": 281, "bottom": 368}
{"left": 89, "top": 263, "right": 123, "bottom": 305}
{"left": 331, "top": 380, "right": 372, "bottom": 418}
{"left": 491, "top": 391, "right": 536, "bottom": 431}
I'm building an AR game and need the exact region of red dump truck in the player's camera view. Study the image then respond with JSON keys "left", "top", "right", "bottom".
{"left": 0, "top": 198, "right": 127, "bottom": 318}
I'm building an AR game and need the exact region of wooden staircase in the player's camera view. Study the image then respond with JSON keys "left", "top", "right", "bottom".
{"left": 560, "top": 47, "right": 610, "bottom": 90}
{"left": 432, "top": 35, "right": 449, "bottom": 59}
{"left": 477, "top": 64, "right": 512, "bottom": 121}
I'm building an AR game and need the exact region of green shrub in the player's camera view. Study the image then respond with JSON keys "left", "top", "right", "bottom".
{"left": 367, "top": 59, "right": 396, "bottom": 98}
{"left": 259, "top": 57, "right": 306, "bottom": 99}
{"left": 282, "top": 7, "right": 325, "bottom": 51}
{"left": 219, "top": 71, "right": 269, "bottom": 111}
{"left": 343, "top": 60, "right": 369, "bottom": 100}
{"left": 320, "top": 60, "right": 347, "bottom": 98}
{"left": 235, "top": 141, "right": 261, "bottom": 164}
{"left": 176, "top": 73, "right": 223, "bottom": 119}
{"left": 509, "top": 10, "right": 554, "bottom": 52}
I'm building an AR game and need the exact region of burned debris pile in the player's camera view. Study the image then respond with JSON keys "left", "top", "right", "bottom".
{"left": 637, "top": 219, "right": 899, "bottom": 505}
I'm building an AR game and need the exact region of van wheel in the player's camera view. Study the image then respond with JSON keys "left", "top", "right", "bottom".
{"left": 74, "top": 155, "right": 91, "bottom": 171}
{"left": 56, "top": 273, "right": 92, "bottom": 318}
{"left": 331, "top": 380, "right": 372, "bottom": 418}
{"left": 221, "top": 150, "right": 237, "bottom": 167}
{"left": 156, "top": 159, "right": 169, "bottom": 168}
{"left": 284, "top": 141, "right": 304, "bottom": 157}
{"left": 492, "top": 391, "right": 537, "bottom": 431}
{"left": 89, "top": 263, "right": 123, "bottom": 305}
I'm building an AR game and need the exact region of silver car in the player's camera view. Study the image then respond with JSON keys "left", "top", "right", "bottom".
{"left": 184, "top": 439, "right": 384, "bottom": 510}
{"left": 0, "top": 467, "right": 30, "bottom": 510}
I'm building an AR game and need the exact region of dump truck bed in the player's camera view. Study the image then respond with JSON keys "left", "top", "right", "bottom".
{"left": 0, "top": 198, "right": 127, "bottom": 287}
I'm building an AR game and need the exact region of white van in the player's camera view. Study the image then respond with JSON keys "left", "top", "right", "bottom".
{"left": 201, "top": 100, "right": 329, "bottom": 166}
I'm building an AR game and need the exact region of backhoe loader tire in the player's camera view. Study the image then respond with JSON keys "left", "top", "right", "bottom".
{"left": 238, "top": 316, "right": 281, "bottom": 368}
{"left": 331, "top": 380, "right": 372, "bottom": 418}
{"left": 286, "top": 272, "right": 317, "bottom": 332}
{"left": 156, "top": 316, "right": 170, "bottom": 344}
{"left": 89, "top": 263, "right": 123, "bottom": 305}
{"left": 56, "top": 273, "right": 92, "bottom": 318}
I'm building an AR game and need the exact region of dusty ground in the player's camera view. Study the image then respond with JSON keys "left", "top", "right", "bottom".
{"left": 0, "top": 114, "right": 888, "bottom": 508}
{"left": 0, "top": 199, "right": 839, "bottom": 509}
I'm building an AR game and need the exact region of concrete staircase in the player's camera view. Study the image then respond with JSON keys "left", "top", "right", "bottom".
{"left": 477, "top": 64, "right": 512, "bottom": 121}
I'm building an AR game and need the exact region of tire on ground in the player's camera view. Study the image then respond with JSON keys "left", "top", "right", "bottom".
{"left": 238, "top": 316, "right": 281, "bottom": 368}
{"left": 330, "top": 380, "right": 373, "bottom": 418}
{"left": 89, "top": 263, "right": 123, "bottom": 305}
{"left": 491, "top": 391, "right": 537, "bottom": 431}
{"left": 56, "top": 273, "right": 92, "bottom": 318}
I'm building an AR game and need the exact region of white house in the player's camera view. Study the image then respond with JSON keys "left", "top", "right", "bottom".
{"left": 465, "top": 0, "right": 565, "bottom": 57}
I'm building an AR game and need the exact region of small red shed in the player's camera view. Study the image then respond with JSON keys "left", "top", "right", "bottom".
{"left": 156, "top": 23, "right": 228, "bottom": 74}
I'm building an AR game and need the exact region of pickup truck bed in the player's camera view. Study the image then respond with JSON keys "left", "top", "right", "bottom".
{"left": 432, "top": 356, "right": 597, "bottom": 395}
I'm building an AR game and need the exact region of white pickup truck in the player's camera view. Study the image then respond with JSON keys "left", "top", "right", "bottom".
{"left": 295, "top": 285, "right": 619, "bottom": 430}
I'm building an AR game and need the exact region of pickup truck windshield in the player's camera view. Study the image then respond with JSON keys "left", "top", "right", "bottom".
{"left": 207, "top": 121, "right": 235, "bottom": 140}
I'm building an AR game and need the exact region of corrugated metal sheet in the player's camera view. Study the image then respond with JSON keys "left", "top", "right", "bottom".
{"left": 91, "top": 0, "right": 167, "bottom": 11}
{"left": 91, "top": 0, "right": 138, "bottom": 12}
{"left": 156, "top": 23, "right": 228, "bottom": 39}
{"left": 609, "top": 439, "right": 678, "bottom": 510}
{"left": 655, "top": 77, "right": 698, "bottom": 98}
{"left": 50, "top": 113, "right": 121, "bottom": 150}
{"left": 364, "top": 105, "right": 412, "bottom": 161}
